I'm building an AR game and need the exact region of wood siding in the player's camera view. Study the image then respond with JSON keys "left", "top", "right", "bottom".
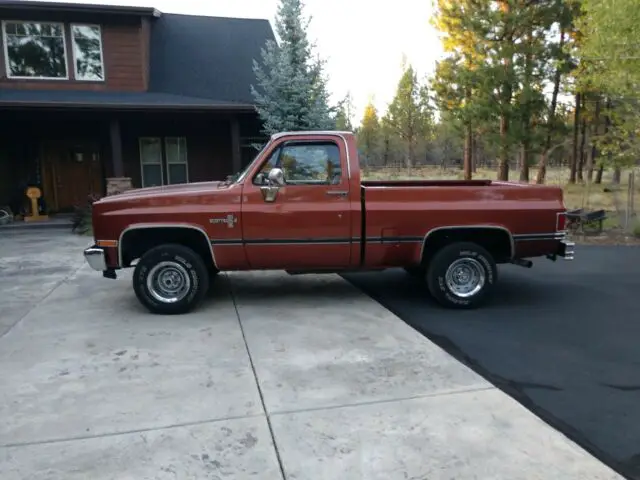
{"left": 0, "top": 13, "right": 148, "bottom": 91}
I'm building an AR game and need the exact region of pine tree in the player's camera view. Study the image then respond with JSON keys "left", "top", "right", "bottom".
{"left": 575, "top": 0, "right": 640, "bottom": 172}
{"left": 431, "top": 0, "right": 493, "bottom": 180}
{"left": 251, "top": 0, "right": 334, "bottom": 135}
{"left": 357, "top": 99, "right": 382, "bottom": 166}
{"left": 386, "top": 62, "right": 433, "bottom": 168}
{"left": 334, "top": 91, "right": 355, "bottom": 131}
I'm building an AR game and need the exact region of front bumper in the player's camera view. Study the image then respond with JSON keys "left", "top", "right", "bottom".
{"left": 84, "top": 245, "right": 107, "bottom": 271}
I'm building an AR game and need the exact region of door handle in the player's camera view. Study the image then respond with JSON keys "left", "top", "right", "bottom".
{"left": 326, "top": 190, "right": 348, "bottom": 197}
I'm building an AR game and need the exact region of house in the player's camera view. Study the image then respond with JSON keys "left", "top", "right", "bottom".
{"left": 0, "top": 0, "right": 275, "bottom": 215}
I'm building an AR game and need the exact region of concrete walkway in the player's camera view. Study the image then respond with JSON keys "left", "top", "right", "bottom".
{"left": 0, "top": 232, "right": 623, "bottom": 479}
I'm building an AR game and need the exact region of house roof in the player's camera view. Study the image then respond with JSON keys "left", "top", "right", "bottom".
{"left": 0, "top": 3, "right": 276, "bottom": 110}
{"left": 149, "top": 13, "right": 275, "bottom": 105}
{"left": 0, "top": 89, "right": 257, "bottom": 110}
{"left": 0, "top": 0, "right": 160, "bottom": 17}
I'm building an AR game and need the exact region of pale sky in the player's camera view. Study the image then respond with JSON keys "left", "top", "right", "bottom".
{"left": 36, "top": 0, "right": 444, "bottom": 123}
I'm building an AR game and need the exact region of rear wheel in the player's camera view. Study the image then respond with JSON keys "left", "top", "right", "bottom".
{"left": 426, "top": 241, "right": 497, "bottom": 309}
{"left": 133, "top": 243, "right": 209, "bottom": 315}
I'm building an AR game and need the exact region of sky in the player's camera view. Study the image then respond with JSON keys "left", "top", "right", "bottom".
{"left": 37, "top": 0, "right": 445, "bottom": 123}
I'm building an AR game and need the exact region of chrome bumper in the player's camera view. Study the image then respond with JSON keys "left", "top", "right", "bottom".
{"left": 84, "top": 245, "right": 107, "bottom": 271}
{"left": 558, "top": 239, "right": 575, "bottom": 260}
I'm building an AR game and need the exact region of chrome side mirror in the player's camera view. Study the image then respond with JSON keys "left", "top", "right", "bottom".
{"left": 268, "top": 168, "right": 285, "bottom": 186}
{"left": 261, "top": 167, "right": 285, "bottom": 203}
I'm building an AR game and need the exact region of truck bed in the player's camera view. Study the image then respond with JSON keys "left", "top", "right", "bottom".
{"left": 357, "top": 179, "right": 565, "bottom": 268}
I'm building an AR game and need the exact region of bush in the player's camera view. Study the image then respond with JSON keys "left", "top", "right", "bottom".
{"left": 0, "top": 206, "right": 14, "bottom": 225}
{"left": 632, "top": 221, "right": 640, "bottom": 239}
{"left": 71, "top": 193, "right": 101, "bottom": 235}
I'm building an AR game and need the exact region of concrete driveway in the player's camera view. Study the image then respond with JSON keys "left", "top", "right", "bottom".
{"left": 0, "top": 231, "right": 623, "bottom": 479}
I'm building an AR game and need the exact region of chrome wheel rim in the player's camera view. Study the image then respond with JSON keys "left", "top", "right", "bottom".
{"left": 147, "top": 261, "right": 191, "bottom": 303}
{"left": 445, "top": 258, "right": 485, "bottom": 298}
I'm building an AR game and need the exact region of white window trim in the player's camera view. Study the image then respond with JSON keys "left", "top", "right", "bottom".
{"left": 2, "top": 20, "right": 70, "bottom": 80}
{"left": 70, "top": 23, "right": 106, "bottom": 82}
{"left": 165, "top": 137, "right": 189, "bottom": 184}
{"left": 139, "top": 137, "right": 164, "bottom": 188}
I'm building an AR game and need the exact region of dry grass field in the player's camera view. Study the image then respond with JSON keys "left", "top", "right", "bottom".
{"left": 361, "top": 165, "right": 640, "bottom": 241}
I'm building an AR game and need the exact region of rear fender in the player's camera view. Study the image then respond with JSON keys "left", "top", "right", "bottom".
{"left": 418, "top": 225, "right": 515, "bottom": 265}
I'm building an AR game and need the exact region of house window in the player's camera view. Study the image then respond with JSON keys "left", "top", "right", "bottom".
{"left": 71, "top": 24, "right": 104, "bottom": 81}
{"left": 139, "top": 137, "right": 163, "bottom": 188}
{"left": 165, "top": 137, "right": 189, "bottom": 184}
{"left": 139, "top": 137, "right": 189, "bottom": 187}
{"left": 2, "top": 21, "right": 68, "bottom": 79}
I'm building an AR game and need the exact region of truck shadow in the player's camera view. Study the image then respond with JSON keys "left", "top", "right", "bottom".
{"left": 222, "top": 270, "right": 365, "bottom": 304}
{"left": 343, "top": 266, "right": 560, "bottom": 311}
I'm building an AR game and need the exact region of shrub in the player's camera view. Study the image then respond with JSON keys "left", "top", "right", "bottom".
{"left": 71, "top": 193, "right": 101, "bottom": 235}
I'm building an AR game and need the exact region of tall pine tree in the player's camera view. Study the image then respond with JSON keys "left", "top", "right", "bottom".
{"left": 357, "top": 99, "right": 382, "bottom": 166}
{"left": 251, "top": 0, "right": 334, "bottom": 135}
{"left": 386, "top": 62, "right": 433, "bottom": 168}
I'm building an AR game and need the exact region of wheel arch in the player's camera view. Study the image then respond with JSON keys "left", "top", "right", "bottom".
{"left": 118, "top": 223, "right": 217, "bottom": 269}
{"left": 419, "top": 225, "right": 515, "bottom": 265}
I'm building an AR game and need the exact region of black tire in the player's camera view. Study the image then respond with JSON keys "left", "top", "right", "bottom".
{"left": 426, "top": 241, "right": 497, "bottom": 309}
{"left": 133, "top": 243, "right": 210, "bottom": 315}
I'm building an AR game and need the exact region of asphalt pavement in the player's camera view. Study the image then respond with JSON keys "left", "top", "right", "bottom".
{"left": 343, "top": 245, "right": 640, "bottom": 480}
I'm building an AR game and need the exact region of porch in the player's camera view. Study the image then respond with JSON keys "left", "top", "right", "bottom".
{"left": 0, "top": 108, "right": 266, "bottom": 215}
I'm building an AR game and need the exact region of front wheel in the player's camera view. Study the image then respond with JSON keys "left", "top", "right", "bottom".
{"left": 426, "top": 242, "right": 497, "bottom": 309}
{"left": 133, "top": 243, "right": 210, "bottom": 315}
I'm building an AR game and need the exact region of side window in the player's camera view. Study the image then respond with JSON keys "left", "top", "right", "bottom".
{"left": 253, "top": 147, "right": 280, "bottom": 185}
{"left": 280, "top": 142, "right": 342, "bottom": 185}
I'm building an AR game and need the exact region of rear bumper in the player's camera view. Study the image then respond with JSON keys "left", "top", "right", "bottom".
{"left": 84, "top": 245, "right": 107, "bottom": 271}
{"left": 557, "top": 239, "right": 575, "bottom": 260}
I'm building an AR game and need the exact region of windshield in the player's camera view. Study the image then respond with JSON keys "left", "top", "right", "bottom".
{"left": 228, "top": 140, "right": 272, "bottom": 184}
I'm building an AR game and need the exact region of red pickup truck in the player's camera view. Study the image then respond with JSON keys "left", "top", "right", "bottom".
{"left": 84, "top": 130, "right": 574, "bottom": 314}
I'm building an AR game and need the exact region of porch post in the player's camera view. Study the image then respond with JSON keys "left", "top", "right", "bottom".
{"left": 106, "top": 118, "right": 132, "bottom": 195}
{"left": 230, "top": 116, "right": 241, "bottom": 173}
{"left": 109, "top": 119, "right": 124, "bottom": 177}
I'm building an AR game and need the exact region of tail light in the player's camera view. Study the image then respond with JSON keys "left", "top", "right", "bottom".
{"left": 556, "top": 211, "right": 567, "bottom": 232}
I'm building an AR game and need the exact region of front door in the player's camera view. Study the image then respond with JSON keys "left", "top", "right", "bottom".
{"left": 241, "top": 138, "right": 353, "bottom": 270}
{"left": 43, "top": 140, "right": 103, "bottom": 211}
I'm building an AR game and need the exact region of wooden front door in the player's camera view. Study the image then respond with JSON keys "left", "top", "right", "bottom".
{"left": 42, "top": 140, "right": 104, "bottom": 212}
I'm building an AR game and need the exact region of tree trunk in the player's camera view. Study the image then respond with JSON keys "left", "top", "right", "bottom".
{"left": 536, "top": 153, "right": 548, "bottom": 185}
{"left": 519, "top": 144, "right": 529, "bottom": 182}
{"left": 519, "top": 31, "right": 533, "bottom": 183}
{"left": 595, "top": 97, "right": 612, "bottom": 185}
{"left": 613, "top": 167, "right": 621, "bottom": 184}
{"left": 497, "top": 0, "right": 512, "bottom": 182}
{"left": 569, "top": 92, "right": 580, "bottom": 184}
{"left": 587, "top": 97, "right": 601, "bottom": 182}
{"left": 406, "top": 136, "right": 414, "bottom": 169}
{"left": 536, "top": 27, "right": 565, "bottom": 185}
{"left": 577, "top": 113, "right": 587, "bottom": 183}
{"left": 595, "top": 165, "right": 604, "bottom": 184}
{"left": 471, "top": 132, "right": 477, "bottom": 173}
{"left": 463, "top": 124, "right": 472, "bottom": 180}
{"left": 498, "top": 113, "right": 510, "bottom": 180}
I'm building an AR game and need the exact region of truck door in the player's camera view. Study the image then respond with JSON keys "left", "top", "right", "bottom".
{"left": 241, "top": 137, "right": 352, "bottom": 270}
